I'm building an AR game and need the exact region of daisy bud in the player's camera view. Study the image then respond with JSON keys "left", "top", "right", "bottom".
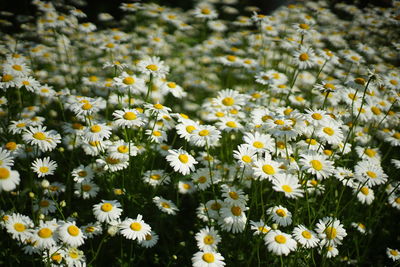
{"left": 38, "top": 214, "right": 45, "bottom": 220}
{"left": 58, "top": 147, "right": 65, "bottom": 152}
{"left": 272, "top": 223, "right": 279, "bottom": 230}
{"left": 60, "top": 200, "right": 66, "bottom": 207}
{"left": 72, "top": 212, "right": 78, "bottom": 217}
{"left": 41, "top": 179, "right": 50, "bottom": 188}
{"left": 107, "top": 225, "right": 118, "bottom": 236}
{"left": 49, "top": 110, "right": 57, "bottom": 117}
{"left": 29, "top": 192, "right": 35, "bottom": 198}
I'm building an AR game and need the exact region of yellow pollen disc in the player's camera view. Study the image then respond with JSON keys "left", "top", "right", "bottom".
{"left": 229, "top": 191, "right": 239, "bottom": 200}
{"left": 150, "top": 174, "right": 161, "bottom": 180}
{"left": 284, "top": 108, "right": 293, "bottom": 116}
{"left": 123, "top": 77, "right": 135, "bottom": 85}
{"left": 145, "top": 234, "right": 152, "bottom": 240}
{"left": 324, "top": 83, "right": 335, "bottom": 90}
{"left": 82, "top": 103, "right": 92, "bottom": 110}
{"left": 360, "top": 187, "right": 369, "bottom": 195}
{"left": 14, "top": 223, "right": 25, "bottom": 232}
{"left": 182, "top": 183, "right": 191, "bottom": 189}
{"left": 202, "top": 253, "right": 215, "bottom": 263}
{"left": 201, "top": 8, "right": 211, "bottom": 15}
{"left": 253, "top": 141, "right": 264, "bottom": 149}
{"left": 389, "top": 79, "right": 398, "bottom": 85}
{"left": 40, "top": 200, "right": 49, "bottom": 207}
{"left": 364, "top": 149, "right": 376, "bottom": 157}
{"left": 146, "top": 64, "right": 158, "bottom": 71}
{"left": 323, "top": 127, "right": 334, "bottom": 136}
{"left": 86, "top": 226, "right": 96, "bottom": 233}
{"left": 0, "top": 168, "right": 10, "bottom": 179}
{"left": 302, "top": 231, "right": 311, "bottom": 239}
{"left": 371, "top": 106, "right": 381, "bottom": 115}
{"left": 41, "top": 88, "right": 49, "bottom": 93}
{"left": 154, "top": 103, "right": 163, "bottom": 109}
{"left": 12, "top": 65, "right": 22, "bottom": 71}
{"left": 2, "top": 74, "right": 13, "bottom": 82}
{"left": 216, "top": 112, "right": 225, "bottom": 117}
{"left": 186, "top": 125, "right": 196, "bottom": 133}
{"left": 276, "top": 209, "right": 286, "bottom": 217}
{"left": 130, "top": 222, "right": 142, "bottom": 231}
{"left": 227, "top": 55, "right": 236, "bottom": 62}
{"left": 323, "top": 150, "right": 332, "bottom": 156}
{"left": 252, "top": 93, "right": 261, "bottom": 98}
{"left": 82, "top": 184, "right": 91, "bottom": 192}
{"left": 198, "top": 176, "right": 207, "bottom": 183}
{"left": 299, "top": 53, "right": 309, "bottom": 61}
{"left": 167, "top": 82, "right": 176, "bottom": 88}
{"left": 277, "top": 141, "right": 285, "bottom": 149}
{"left": 211, "top": 202, "right": 221, "bottom": 210}
{"left": 275, "top": 235, "right": 287, "bottom": 244}
{"left": 242, "top": 155, "right": 252, "bottom": 163}
{"left": 38, "top": 228, "right": 52, "bottom": 238}
{"left": 203, "top": 235, "right": 214, "bottom": 245}
{"left": 325, "top": 227, "right": 337, "bottom": 240}
{"left": 262, "top": 164, "right": 275, "bottom": 175}
{"left": 299, "top": 23, "right": 310, "bottom": 29}
{"left": 282, "top": 185, "right": 292, "bottom": 193}
{"left": 274, "top": 119, "right": 285, "bottom": 125}
{"left": 394, "top": 132, "right": 400, "bottom": 139}
{"left": 310, "top": 160, "right": 323, "bottom": 171}
{"left": 199, "top": 129, "right": 209, "bottom": 136}
{"left": 90, "top": 125, "right": 101, "bottom": 133}
{"left": 153, "top": 131, "right": 162, "bottom": 137}
{"left": 67, "top": 225, "right": 80, "bottom": 236}
{"left": 395, "top": 197, "right": 400, "bottom": 204}
{"left": 16, "top": 123, "right": 26, "bottom": 128}
{"left": 101, "top": 203, "right": 113, "bottom": 212}
{"left": 106, "top": 157, "right": 120, "bottom": 164}
{"left": 118, "top": 145, "right": 129, "bottom": 153}
{"left": 358, "top": 223, "right": 365, "bottom": 229}
{"left": 306, "top": 138, "right": 317, "bottom": 145}
{"left": 231, "top": 206, "right": 242, "bottom": 216}
{"left": 178, "top": 154, "right": 189, "bottom": 163}
{"left": 33, "top": 132, "right": 46, "bottom": 140}
{"left": 390, "top": 250, "right": 399, "bottom": 256}
{"left": 122, "top": 111, "right": 137, "bottom": 121}
{"left": 226, "top": 121, "right": 237, "bottom": 128}
{"left": 39, "top": 166, "right": 49, "bottom": 173}
{"left": 366, "top": 171, "right": 377, "bottom": 178}
{"left": 312, "top": 113, "right": 322, "bottom": 120}
{"left": 354, "top": 78, "right": 365, "bottom": 85}
{"left": 222, "top": 97, "right": 235, "bottom": 106}
{"left": 78, "top": 171, "right": 87, "bottom": 177}
{"left": 161, "top": 202, "right": 171, "bottom": 209}
{"left": 51, "top": 253, "right": 62, "bottom": 262}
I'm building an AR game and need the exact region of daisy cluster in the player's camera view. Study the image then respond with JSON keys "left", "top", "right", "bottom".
{"left": 0, "top": 0, "right": 399, "bottom": 266}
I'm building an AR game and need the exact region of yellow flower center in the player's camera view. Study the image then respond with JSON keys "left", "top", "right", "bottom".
{"left": 38, "top": 228, "right": 53, "bottom": 238}
{"left": 262, "top": 164, "right": 275, "bottom": 175}
{"left": 16, "top": 123, "right": 26, "bottom": 128}
{"left": 222, "top": 97, "right": 235, "bottom": 106}
{"left": 198, "top": 176, "right": 207, "bottom": 183}
{"left": 202, "top": 253, "right": 215, "bottom": 263}
{"left": 123, "top": 77, "right": 135, "bottom": 85}
{"left": 82, "top": 103, "right": 92, "bottom": 110}
{"left": 231, "top": 206, "right": 242, "bottom": 216}
{"left": 153, "top": 131, "right": 162, "bottom": 137}
{"left": 364, "top": 148, "right": 376, "bottom": 157}
{"left": 227, "top": 55, "right": 236, "bottom": 62}
{"left": 161, "top": 202, "right": 170, "bottom": 208}
{"left": 323, "top": 127, "right": 334, "bottom": 136}
{"left": 117, "top": 145, "right": 129, "bottom": 153}
{"left": 14, "top": 223, "right": 26, "bottom": 232}
{"left": 186, "top": 125, "right": 196, "bottom": 133}
{"left": 276, "top": 209, "right": 286, "bottom": 217}
{"left": 67, "top": 225, "right": 80, "bottom": 236}
{"left": 146, "top": 64, "right": 158, "bottom": 71}
{"left": 354, "top": 78, "right": 365, "bottom": 85}
{"left": 130, "top": 222, "right": 142, "bottom": 231}
{"left": 275, "top": 235, "right": 287, "bottom": 244}
{"left": 201, "top": 8, "right": 211, "bottom": 15}
{"left": 390, "top": 250, "right": 399, "bottom": 256}
{"left": 167, "top": 82, "right": 176, "bottom": 88}
{"left": 394, "top": 132, "right": 400, "bottom": 139}
{"left": 306, "top": 138, "right": 317, "bottom": 145}
{"left": 366, "top": 171, "right": 377, "bottom": 178}
{"left": 203, "top": 235, "right": 214, "bottom": 245}
{"left": 0, "top": 168, "right": 10, "bottom": 179}
{"left": 226, "top": 121, "right": 237, "bottom": 128}
{"left": 90, "top": 125, "right": 101, "bottom": 133}
{"left": 33, "top": 132, "right": 46, "bottom": 140}
{"left": 178, "top": 154, "right": 189, "bottom": 163}
{"left": 2, "top": 74, "right": 13, "bottom": 82}
{"left": 360, "top": 187, "right": 369, "bottom": 195}
{"left": 101, "top": 203, "right": 113, "bottom": 212}
{"left": 310, "top": 160, "right": 323, "bottom": 171}
{"left": 274, "top": 119, "right": 285, "bottom": 125}
{"left": 325, "top": 227, "right": 337, "bottom": 240}
{"left": 277, "top": 141, "right": 285, "bottom": 149}
{"left": 40, "top": 200, "right": 49, "bottom": 207}
{"left": 199, "top": 129, "right": 209, "bottom": 136}
{"left": 299, "top": 23, "right": 310, "bottom": 29}
{"left": 312, "top": 113, "right": 322, "bottom": 120}
{"left": 282, "top": 185, "right": 292, "bottom": 193}
{"left": 299, "top": 53, "right": 309, "bottom": 61}
{"left": 51, "top": 253, "right": 62, "bottom": 262}
{"left": 242, "top": 155, "right": 252, "bottom": 163}
{"left": 302, "top": 230, "right": 311, "bottom": 239}
{"left": 253, "top": 141, "right": 264, "bottom": 149}
{"left": 12, "top": 65, "right": 22, "bottom": 71}
{"left": 150, "top": 174, "right": 161, "bottom": 180}
{"left": 82, "top": 184, "right": 91, "bottom": 192}
{"left": 39, "top": 166, "right": 49, "bottom": 173}
{"left": 78, "top": 171, "right": 87, "bottom": 177}
{"left": 229, "top": 191, "right": 239, "bottom": 200}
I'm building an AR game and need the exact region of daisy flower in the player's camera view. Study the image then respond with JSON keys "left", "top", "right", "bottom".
{"left": 190, "top": 125, "right": 221, "bottom": 147}
{"left": 315, "top": 217, "right": 347, "bottom": 247}
{"left": 31, "top": 157, "right": 57, "bottom": 178}
{"left": 33, "top": 198, "right": 57, "bottom": 215}
{"left": 221, "top": 184, "right": 248, "bottom": 206}
{"left": 195, "top": 226, "right": 221, "bottom": 252}
{"left": 137, "top": 56, "right": 169, "bottom": 78}
{"left": 316, "top": 123, "right": 344, "bottom": 145}
{"left": 354, "top": 160, "right": 388, "bottom": 187}
{"left": 292, "top": 225, "right": 319, "bottom": 248}
{"left": 0, "top": 148, "right": 14, "bottom": 168}
{"left": 255, "top": 70, "right": 288, "bottom": 86}
{"left": 31, "top": 219, "right": 59, "bottom": 249}
{"left": 166, "top": 149, "right": 198, "bottom": 175}
{"left": 214, "top": 89, "right": 247, "bottom": 111}
{"left": 300, "top": 152, "right": 335, "bottom": 180}
{"left": 81, "top": 222, "right": 102, "bottom": 238}
{"left": 138, "top": 231, "right": 159, "bottom": 248}
{"left": 192, "top": 251, "right": 225, "bottom": 267}
{"left": 146, "top": 129, "right": 168, "bottom": 144}
{"left": 0, "top": 167, "right": 20, "bottom": 192}
{"left": 74, "top": 180, "right": 100, "bottom": 199}
{"left": 215, "top": 117, "right": 244, "bottom": 132}
{"left": 264, "top": 230, "right": 297, "bottom": 256}
{"left": 63, "top": 247, "right": 86, "bottom": 267}
{"left": 387, "top": 248, "right": 400, "bottom": 261}
{"left": 58, "top": 221, "right": 86, "bottom": 247}
{"left": 355, "top": 185, "right": 374, "bottom": 205}
{"left": 113, "top": 108, "right": 145, "bottom": 128}
{"left": 193, "top": 4, "right": 218, "bottom": 20}
{"left": 178, "top": 180, "right": 196, "bottom": 194}
{"left": 119, "top": 215, "right": 151, "bottom": 241}
{"left": 83, "top": 123, "right": 112, "bottom": 142}
{"left": 93, "top": 200, "right": 123, "bottom": 223}
{"left": 22, "top": 125, "right": 61, "bottom": 152}
{"left": 351, "top": 222, "right": 367, "bottom": 234}
{"left": 191, "top": 168, "right": 212, "bottom": 190}
{"left": 267, "top": 205, "right": 292, "bottom": 227}
{"left": 272, "top": 174, "right": 304, "bottom": 199}
{"left": 243, "top": 131, "right": 275, "bottom": 153}
{"left": 219, "top": 203, "right": 247, "bottom": 233}
{"left": 355, "top": 146, "right": 381, "bottom": 163}
{"left": 293, "top": 46, "right": 317, "bottom": 69}
{"left": 71, "top": 165, "right": 94, "bottom": 183}
{"left": 153, "top": 196, "right": 179, "bottom": 215}
{"left": 253, "top": 153, "right": 282, "bottom": 181}
{"left": 320, "top": 245, "right": 339, "bottom": 258}
{"left": 113, "top": 72, "right": 146, "bottom": 94}
{"left": 15, "top": 76, "right": 41, "bottom": 92}
{"left": 142, "top": 169, "right": 170, "bottom": 187}
{"left": 388, "top": 193, "right": 400, "bottom": 210}
{"left": 250, "top": 220, "right": 271, "bottom": 236}
{"left": 304, "top": 109, "right": 332, "bottom": 127}
{"left": 5, "top": 213, "right": 33, "bottom": 242}
{"left": 8, "top": 119, "right": 31, "bottom": 135}
{"left": 176, "top": 119, "right": 200, "bottom": 141}
{"left": 233, "top": 144, "right": 257, "bottom": 167}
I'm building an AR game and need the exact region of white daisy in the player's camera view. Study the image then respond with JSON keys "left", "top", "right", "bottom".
{"left": 93, "top": 200, "right": 123, "bottom": 223}
{"left": 195, "top": 226, "right": 221, "bottom": 252}
{"left": 119, "top": 215, "right": 151, "bottom": 241}
{"left": 264, "top": 230, "right": 297, "bottom": 256}
{"left": 31, "top": 157, "right": 57, "bottom": 178}
{"left": 292, "top": 225, "right": 319, "bottom": 248}
{"left": 166, "top": 149, "right": 198, "bottom": 175}
{"left": 153, "top": 196, "right": 179, "bottom": 215}
{"left": 58, "top": 221, "right": 86, "bottom": 247}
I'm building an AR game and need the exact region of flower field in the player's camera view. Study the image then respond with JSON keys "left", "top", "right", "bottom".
{"left": 0, "top": 0, "right": 400, "bottom": 266}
